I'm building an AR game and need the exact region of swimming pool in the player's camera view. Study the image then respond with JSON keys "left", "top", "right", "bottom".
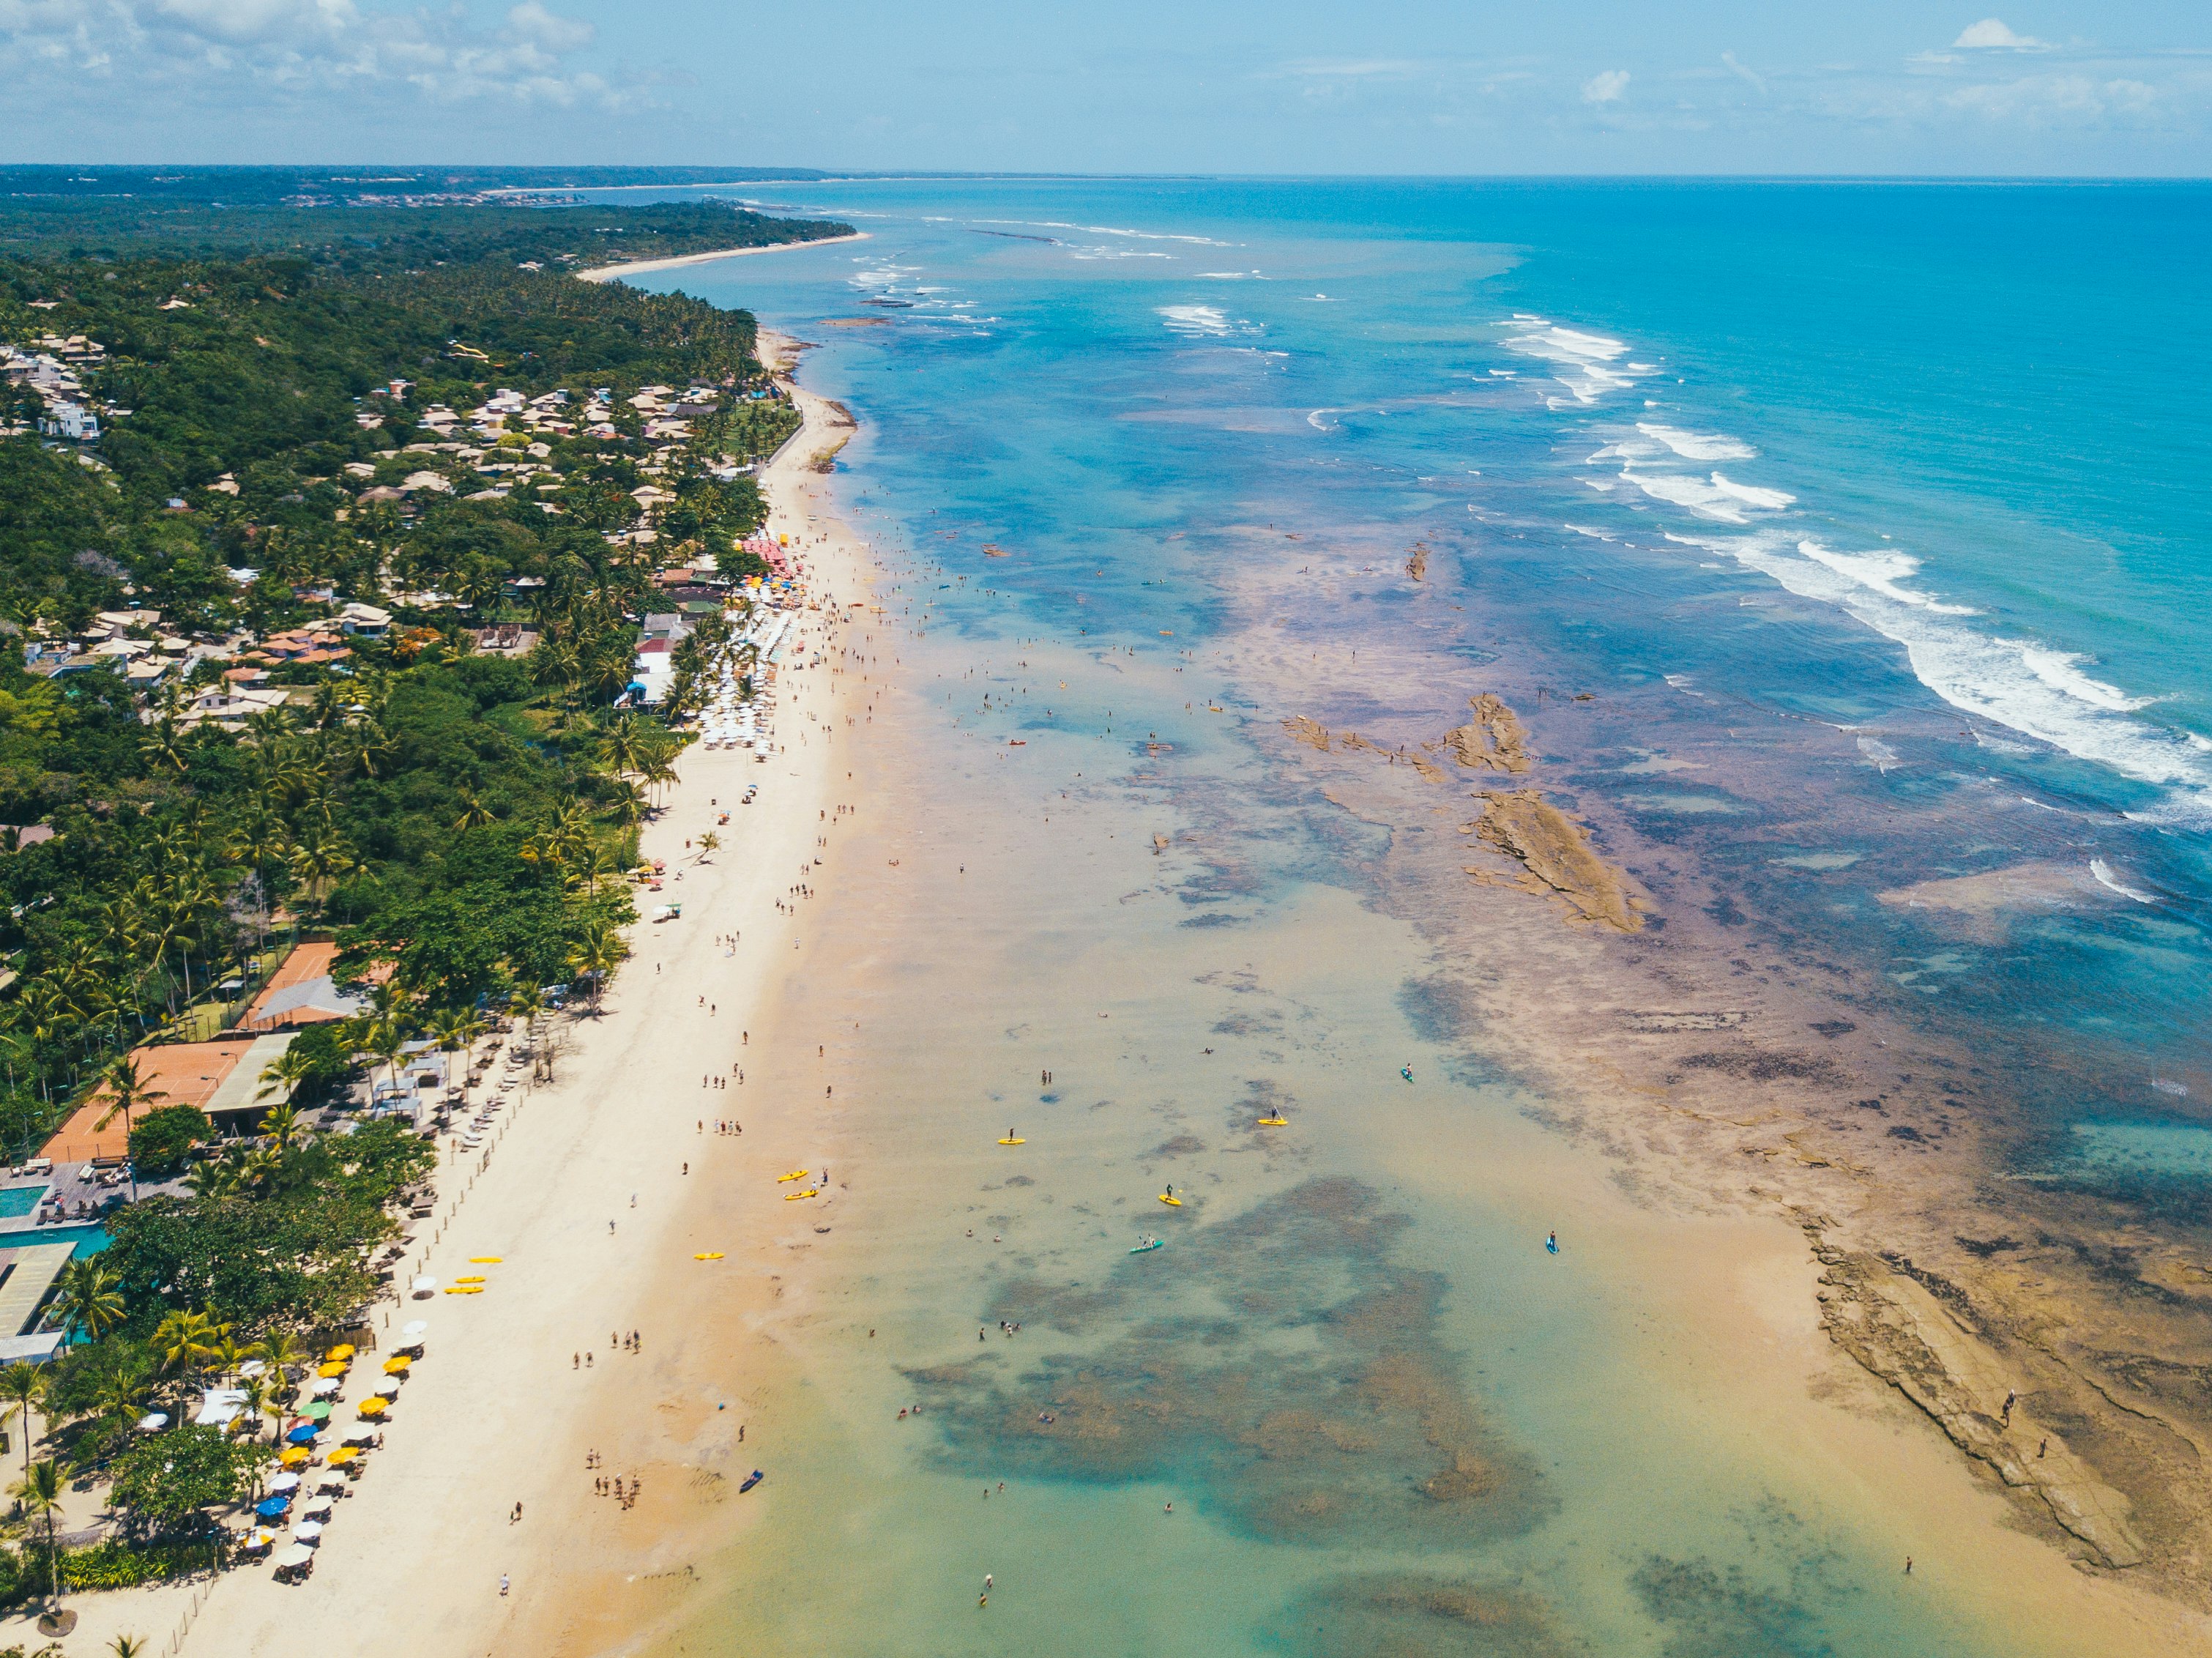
{"left": 0, "top": 1186, "right": 47, "bottom": 1219}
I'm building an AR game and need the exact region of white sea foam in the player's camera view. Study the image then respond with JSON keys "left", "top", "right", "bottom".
{"left": 974, "top": 218, "right": 1233, "bottom": 247}
{"left": 1494, "top": 316, "right": 1643, "bottom": 405}
{"left": 1669, "top": 530, "right": 2212, "bottom": 806}
{"left": 1636, "top": 423, "right": 1757, "bottom": 461}
{"left": 1857, "top": 736, "right": 1902, "bottom": 771}
{"left": 1710, "top": 474, "right": 1795, "bottom": 512}
{"left": 1621, "top": 471, "right": 1781, "bottom": 524}
{"left": 1158, "top": 305, "right": 1237, "bottom": 338}
{"left": 2090, "top": 858, "right": 2158, "bottom": 903}
{"left": 2019, "top": 647, "right": 2152, "bottom": 713}
{"left": 1798, "top": 546, "right": 1977, "bottom": 614}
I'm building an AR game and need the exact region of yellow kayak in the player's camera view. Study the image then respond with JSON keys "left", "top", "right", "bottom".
{"left": 786, "top": 1188, "right": 820, "bottom": 1201}
{"left": 777, "top": 1170, "right": 809, "bottom": 1183}
{"left": 455, "top": 1275, "right": 486, "bottom": 1285}
{"left": 468, "top": 1256, "right": 503, "bottom": 1263}
{"left": 1158, "top": 1192, "right": 1182, "bottom": 1207}
{"left": 443, "top": 1285, "right": 485, "bottom": 1295}
{"left": 693, "top": 1252, "right": 726, "bottom": 1261}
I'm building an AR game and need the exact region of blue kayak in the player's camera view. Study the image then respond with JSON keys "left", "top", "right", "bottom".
{"left": 740, "top": 1469, "right": 764, "bottom": 1493}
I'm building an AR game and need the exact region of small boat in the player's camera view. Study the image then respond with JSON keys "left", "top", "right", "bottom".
{"left": 1256, "top": 1115, "right": 1287, "bottom": 1127}
{"left": 1130, "top": 1238, "right": 1163, "bottom": 1254}
{"left": 786, "top": 1188, "right": 820, "bottom": 1202}
{"left": 739, "top": 1469, "right": 764, "bottom": 1494}
{"left": 1158, "top": 1192, "right": 1181, "bottom": 1208}
{"left": 1008, "top": 739, "right": 1027, "bottom": 746}
{"left": 777, "top": 1170, "right": 809, "bottom": 1183}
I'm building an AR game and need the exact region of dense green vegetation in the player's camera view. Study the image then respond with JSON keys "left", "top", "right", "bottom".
{"left": 0, "top": 177, "right": 834, "bottom": 1596}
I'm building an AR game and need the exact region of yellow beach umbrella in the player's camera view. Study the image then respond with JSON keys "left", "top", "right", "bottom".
{"left": 326, "top": 1448, "right": 359, "bottom": 1466}
{"left": 279, "top": 1447, "right": 311, "bottom": 1467}
{"left": 317, "top": 1361, "right": 349, "bottom": 1379}
{"left": 357, "top": 1397, "right": 389, "bottom": 1418}
{"left": 326, "top": 1345, "right": 355, "bottom": 1361}
{"left": 381, "top": 1356, "right": 412, "bottom": 1375}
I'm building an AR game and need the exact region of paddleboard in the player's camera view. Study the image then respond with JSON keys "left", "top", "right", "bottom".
{"left": 998, "top": 1136, "right": 1027, "bottom": 1145}
{"left": 1158, "top": 1193, "right": 1182, "bottom": 1207}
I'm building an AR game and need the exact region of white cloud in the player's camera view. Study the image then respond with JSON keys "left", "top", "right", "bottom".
{"left": 1953, "top": 18, "right": 2052, "bottom": 51}
{"left": 1721, "top": 51, "right": 1766, "bottom": 94}
{"left": 0, "top": 0, "right": 628, "bottom": 110}
{"left": 1582, "top": 68, "right": 1629, "bottom": 104}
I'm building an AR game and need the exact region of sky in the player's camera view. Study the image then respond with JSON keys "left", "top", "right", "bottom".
{"left": 1, "top": 0, "right": 2208, "bottom": 174}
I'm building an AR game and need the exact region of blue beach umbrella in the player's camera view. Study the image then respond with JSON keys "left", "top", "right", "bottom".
{"left": 285, "top": 1424, "right": 320, "bottom": 1446}
{"left": 254, "top": 1495, "right": 291, "bottom": 1518}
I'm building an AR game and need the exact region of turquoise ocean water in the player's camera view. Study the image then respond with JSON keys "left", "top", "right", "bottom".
{"left": 659, "top": 175, "right": 2211, "bottom": 1146}
{"left": 613, "top": 179, "right": 2212, "bottom": 1654}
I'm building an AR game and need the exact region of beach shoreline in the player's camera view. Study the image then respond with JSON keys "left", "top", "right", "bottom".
{"left": 37, "top": 334, "right": 883, "bottom": 1658}
{"left": 575, "top": 234, "right": 869, "bottom": 283}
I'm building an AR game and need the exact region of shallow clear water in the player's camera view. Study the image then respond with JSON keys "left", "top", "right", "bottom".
{"left": 611, "top": 178, "right": 2212, "bottom": 1656}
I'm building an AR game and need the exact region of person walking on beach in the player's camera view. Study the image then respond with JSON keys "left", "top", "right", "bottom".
{"left": 500, "top": 1575, "right": 510, "bottom": 1597}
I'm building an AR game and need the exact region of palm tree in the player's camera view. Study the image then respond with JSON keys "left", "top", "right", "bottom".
{"left": 251, "top": 1330, "right": 307, "bottom": 1386}
{"left": 287, "top": 832, "right": 357, "bottom": 912}
{"left": 94, "top": 1055, "right": 166, "bottom": 1200}
{"left": 150, "top": 1309, "right": 225, "bottom": 1389}
{"left": 12, "top": 1457, "right": 64, "bottom": 1603}
{"left": 183, "top": 1150, "right": 242, "bottom": 1200}
{"left": 595, "top": 711, "right": 652, "bottom": 778}
{"left": 112, "top": 1634, "right": 148, "bottom": 1658}
{"left": 696, "top": 830, "right": 721, "bottom": 862}
{"left": 256, "top": 1100, "right": 308, "bottom": 1152}
{"left": 48, "top": 1258, "right": 124, "bottom": 1345}
{"left": 142, "top": 715, "right": 188, "bottom": 776}
{"left": 565, "top": 924, "right": 627, "bottom": 1012}
{"left": 256, "top": 1044, "right": 319, "bottom": 1109}
{"left": 452, "top": 787, "right": 496, "bottom": 832}
{"left": 0, "top": 1362, "right": 45, "bottom": 1477}
{"left": 210, "top": 1334, "right": 247, "bottom": 1386}
{"left": 90, "top": 1361, "right": 150, "bottom": 1434}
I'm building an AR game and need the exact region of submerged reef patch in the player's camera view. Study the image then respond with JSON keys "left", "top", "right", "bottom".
{"left": 1267, "top": 1574, "right": 1575, "bottom": 1658}
{"left": 905, "top": 1178, "right": 1545, "bottom": 1547}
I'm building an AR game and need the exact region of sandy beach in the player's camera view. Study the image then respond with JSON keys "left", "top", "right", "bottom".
{"left": 38, "top": 335, "right": 879, "bottom": 1658}
{"left": 37, "top": 321, "right": 2210, "bottom": 1658}
{"left": 575, "top": 234, "right": 868, "bottom": 283}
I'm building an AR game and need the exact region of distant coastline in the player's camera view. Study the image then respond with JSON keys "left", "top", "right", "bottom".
{"left": 576, "top": 231, "right": 870, "bottom": 282}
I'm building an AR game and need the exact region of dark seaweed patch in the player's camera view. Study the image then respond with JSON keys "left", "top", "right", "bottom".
{"left": 1631, "top": 1558, "right": 1839, "bottom": 1658}
{"left": 1267, "top": 1574, "right": 1576, "bottom": 1658}
{"left": 906, "top": 1178, "right": 1546, "bottom": 1548}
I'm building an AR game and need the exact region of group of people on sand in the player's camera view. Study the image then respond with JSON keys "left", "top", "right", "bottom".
{"left": 699, "top": 1118, "right": 743, "bottom": 1134}
{"left": 585, "top": 1450, "right": 644, "bottom": 1511}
